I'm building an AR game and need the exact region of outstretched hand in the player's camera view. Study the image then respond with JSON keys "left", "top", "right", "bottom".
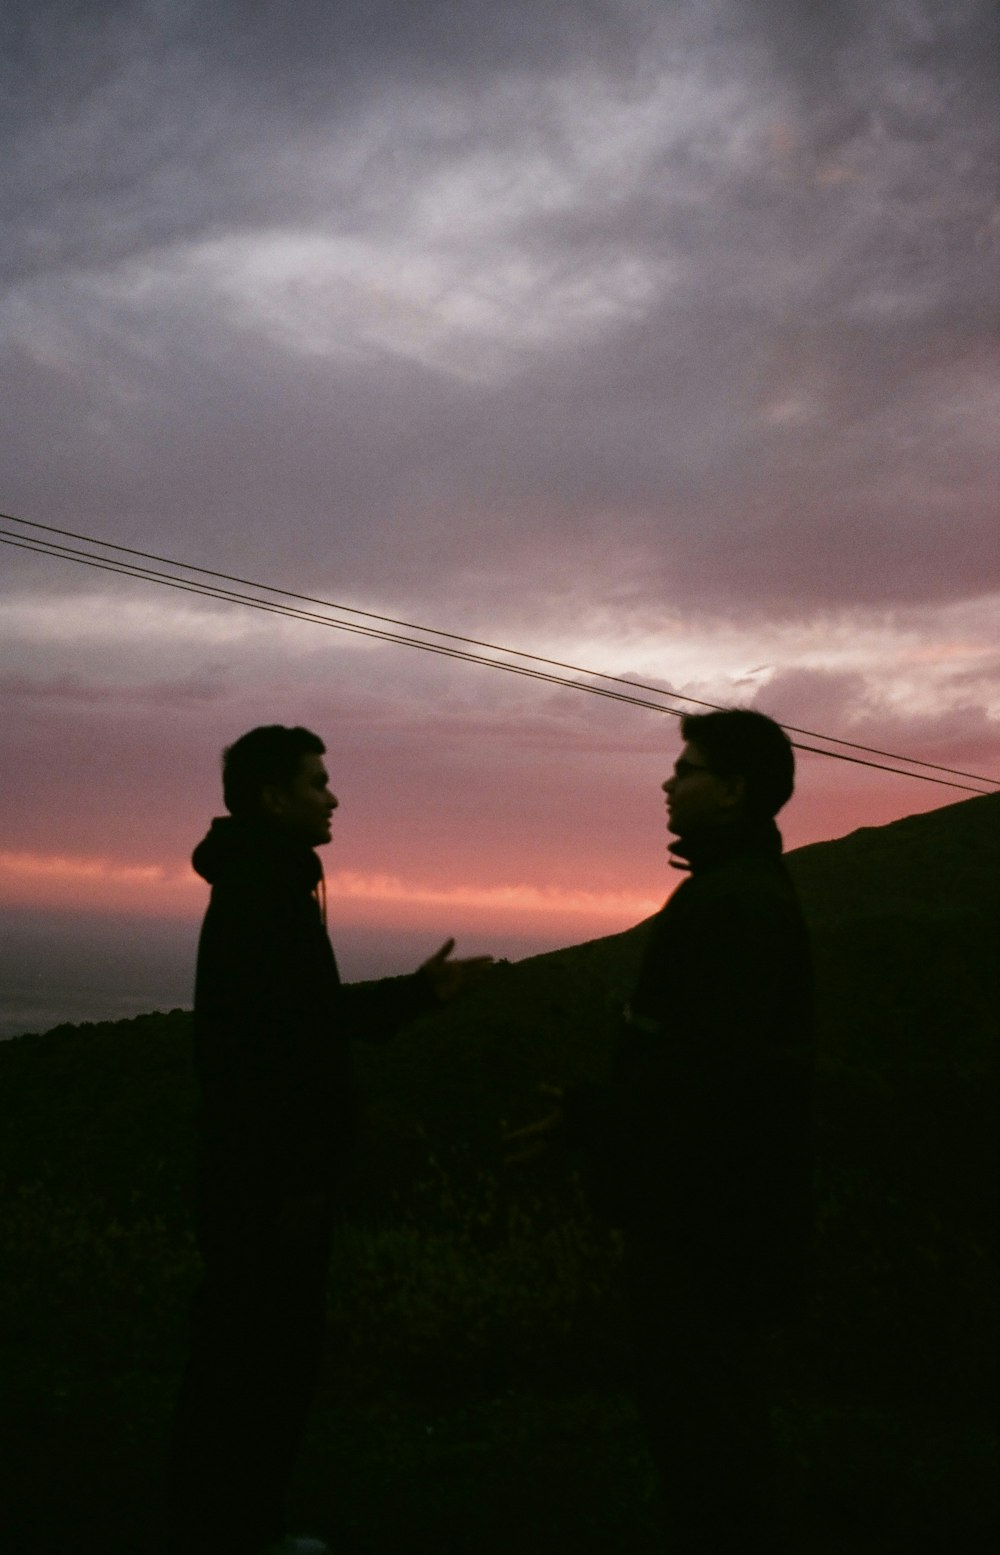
{"left": 419, "top": 938, "right": 494, "bottom": 1004}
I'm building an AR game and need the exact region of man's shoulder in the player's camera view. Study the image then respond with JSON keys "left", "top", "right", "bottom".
{"left": 203, "top": 864, "right": 274, "bottom": 915}
{"left": 201, "top": 865, "right": 320, "bottom": 942}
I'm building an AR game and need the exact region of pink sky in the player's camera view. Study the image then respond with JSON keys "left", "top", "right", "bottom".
{"left": 1, "top": 624, "right": 993, "bottom": 980}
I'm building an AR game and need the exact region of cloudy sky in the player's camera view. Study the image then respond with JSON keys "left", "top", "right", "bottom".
{"left": 2, "top": 0, "right": 998, "bottom": 1000}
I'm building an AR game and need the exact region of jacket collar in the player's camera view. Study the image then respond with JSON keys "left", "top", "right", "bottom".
{"left": 668, "top": 815, "right": 783, "bottom": 874}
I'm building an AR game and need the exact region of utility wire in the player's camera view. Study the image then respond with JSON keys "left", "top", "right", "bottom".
{"left": 0, "top": 531, "right": 712, "bottom": 715}
{"left": 2, "top": 527, "right": 991, "bottom": 795}
{"left": 2, "top": 514, "right": 997, "bottom": 796}
{"left": 6, "top": 510, "right": 995, "bottom": 785}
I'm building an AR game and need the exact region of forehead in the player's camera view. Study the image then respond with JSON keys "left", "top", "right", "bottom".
{"left": 294, "top": 752, "right": 329, "bottom": 785}
{"left": 674, "top": 740, "right": 708, "bottom": 769}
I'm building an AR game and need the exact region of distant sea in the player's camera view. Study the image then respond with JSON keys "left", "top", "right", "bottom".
{"left": 0, "top": 906, "right": 563, "bottom": 1041}
{"left": 0, "top": 908, "right": 199, "bottom": 1041}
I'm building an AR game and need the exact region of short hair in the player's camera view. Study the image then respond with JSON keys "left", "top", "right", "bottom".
{"left": 221, "top": 725, "right": 325, "bottom": 818}
{"left": 680, "top": 709, "right": 794, "bottom": 819}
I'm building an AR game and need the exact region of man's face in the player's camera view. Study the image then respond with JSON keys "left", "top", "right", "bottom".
{"left": 264, "top": 752, "right": 339, "bottom": 846}
{"left": 661, "top": 740, "right": 744, "bottom": 837}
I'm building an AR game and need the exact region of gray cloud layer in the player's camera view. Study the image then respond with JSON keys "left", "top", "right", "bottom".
{"left": 3, "top": 0, "right": 998, "bottom": 623}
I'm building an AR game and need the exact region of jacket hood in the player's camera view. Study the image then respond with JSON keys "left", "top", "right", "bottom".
{"left": 192, "top": 815, "right": 323, "bottom": 890}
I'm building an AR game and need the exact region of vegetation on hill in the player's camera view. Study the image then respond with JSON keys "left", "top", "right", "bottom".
{"left": 1, "top": 794, "right": 997, "bottom": 1553}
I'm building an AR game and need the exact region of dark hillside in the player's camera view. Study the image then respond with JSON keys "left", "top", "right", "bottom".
{"left": 788, "top": 787, "right": 1000, "bottom": 918}
{"left": 0, "top": 792, "right": 997, "bottom": 1553}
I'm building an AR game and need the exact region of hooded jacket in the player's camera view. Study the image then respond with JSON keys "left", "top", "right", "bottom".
{"left": 191, "top": 815, "right": 437, "bottom": 1197}
{"left": 567, "top": 816, "right": 815, "bottom": 1321}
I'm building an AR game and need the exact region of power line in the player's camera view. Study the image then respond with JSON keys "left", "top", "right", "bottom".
{"left": 0, "top": 530, "right": 699, "bottom": 715}
{"left": 4, "top": 522, "right": 996, "bottom": 797}
{"left": 7, "top": 510, "right": 996, "bottom": 785}
{"left": 2, "top": 512, "right": 997, "bottom": 796}
{"left": 2, "top": 526, "right": 992, "bottom": 795}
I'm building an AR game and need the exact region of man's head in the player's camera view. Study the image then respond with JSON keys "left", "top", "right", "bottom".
{"left": 662, "top": 709, "right": 795, "bottom": 836}
{"left": 222, "top": 725, "right": 338, "bottom": 845}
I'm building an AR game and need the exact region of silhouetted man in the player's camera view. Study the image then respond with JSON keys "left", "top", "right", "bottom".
{"left": 166, "top": 725, "right": 490, "bottom": 1555}
{"left": 564, "top": 710, "right": 814, "bottom": 1553}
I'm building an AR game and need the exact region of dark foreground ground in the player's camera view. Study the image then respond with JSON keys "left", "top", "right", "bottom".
{"left": 1, "top": 1080, "right": 996, "bottom": 1555}
{"left": 2, "top": 1344, "right": 996, "bottom": 1554}
{"left": 2, "top": 1307, "right": 996, "bottom": 1555}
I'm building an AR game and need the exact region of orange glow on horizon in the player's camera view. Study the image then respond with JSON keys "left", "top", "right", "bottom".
{"left": 0, "top": 849, "right": 202, "bottom": 916}
{"left": 0, "top": 850, "right": 171, "bottom": 886}
{"left": 0, "top": 848, "right": 661, "bottom": 933}
{"left": 326, "top": 870, "right": 660, "bottom": 920}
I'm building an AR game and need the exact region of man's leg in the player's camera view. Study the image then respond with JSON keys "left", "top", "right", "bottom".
{"left": 626, "top": 1243, "right": 781, "bottom": 1553}
{"left": 165, "top": 1192, "right": 333, "bottom": 1554}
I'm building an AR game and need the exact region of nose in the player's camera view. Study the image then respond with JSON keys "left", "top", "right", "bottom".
{"left": 662, "top": 777, "right": 672, "bottom": 796}
{"left": 329, "top": 793, "right": 339, "bottom": 811}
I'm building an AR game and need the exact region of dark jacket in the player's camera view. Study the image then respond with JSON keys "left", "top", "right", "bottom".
{"left": 191, "top": 816, "right": 437, "bottom": 1198}
{"left": 568, "top": 817, "right": 814, "bottom": 1321}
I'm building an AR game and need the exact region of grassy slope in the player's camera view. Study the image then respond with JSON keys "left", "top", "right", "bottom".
{"left": 1, "top": 794, "right": 997, "bottom": 1552}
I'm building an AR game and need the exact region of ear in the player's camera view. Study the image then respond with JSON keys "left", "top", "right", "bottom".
{"left": 260, "top": 783, "right": 287, "bottom": 819}
{"left": 719, "top": 772, "right": 746, "bottom": 813}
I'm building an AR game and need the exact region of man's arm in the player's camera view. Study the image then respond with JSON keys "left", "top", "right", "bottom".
{"left": 337, "top": 938, "right": 494, "bottom": 1041}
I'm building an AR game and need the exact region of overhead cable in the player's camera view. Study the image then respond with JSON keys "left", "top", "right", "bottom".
{"left": 7, "top": 510, "right": 995, "bottom": 783}
{"left": 1, "top": 512, "right": 997, "bottom": 797}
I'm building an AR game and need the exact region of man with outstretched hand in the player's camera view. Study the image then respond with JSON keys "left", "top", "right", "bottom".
{"left": 166, "top": 725, "right": 491, "bottom": 1555}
